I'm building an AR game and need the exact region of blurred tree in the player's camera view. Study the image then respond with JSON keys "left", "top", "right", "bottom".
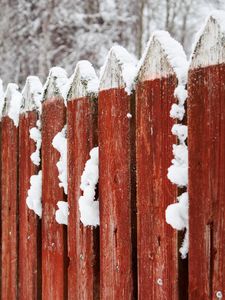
{"left": 0, "top": 0, "right": 224, "bottom": 86}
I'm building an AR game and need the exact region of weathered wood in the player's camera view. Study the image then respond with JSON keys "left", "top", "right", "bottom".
{"left": 136, "top": 32, "right": 188, "bottom": 299}
{"left": 99, "top": 47, "right": 136, "bottom": 299}
{"left": 1, "top": 83, "right": 21, "bottom": 299}
{"left": 18, "top": 76, "right": 42, "bottom": 299}
{"left": 18, "top": 112, "right": 40, "bottom": 299}
{"left": 67, "top": 61, "right": 99, "bottom": 299}
{"left": 1, "top": 116, "right": 18, "bottom": 300}
{"left": 188, "top": 12, "right": 225, "bottom": 299}
{"left": 41, "top": 68, "right": 67, "bottom": 300}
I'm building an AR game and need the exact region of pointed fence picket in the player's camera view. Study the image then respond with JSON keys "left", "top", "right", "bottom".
{"left": 188, "top": 12, "right": 225, "bottom": 299}
{"left": 67, "top": 61, "right": 99, "bottom": 300}
{"left": 18, "top": 76, "right": 42, "bottom": 300}
{"left": 98, "top": 47, "right": 137, "bottom": 299}
{"left": 1, "top": 84, "right": 20, "bottom": 300}
{"left": 136, "top": 32, "right": 184, "bottom": 300}
{"left": 41, "top": 68, "right": 68, "bottom": 300}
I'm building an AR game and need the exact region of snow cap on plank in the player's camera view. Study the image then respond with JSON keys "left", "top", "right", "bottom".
{"left": 43, "top": 66, "right": 69, "bottom": 101}
{"left": 1, "top": 83, "right": 22, "bottom": 126}
{"left": 21, "top": 76, "right": 43, "bottom": 113}
{"left": 190, "top": 10, "right": 225, "bottom": 69}
{"left": 137, "top": 30, "right": 188, "bottom": 85}
{"left": 68, "top": 60, "right": 99, "bottom": 100}
{"left": 99, "top": 45, "right": 137, "bottom": 95}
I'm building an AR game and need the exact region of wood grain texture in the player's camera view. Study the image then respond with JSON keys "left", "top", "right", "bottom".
{"left": 18, "top": 112, "right": 41, "bottom": 300}
{"left": 41, "top": 97, "right": 67, "bottom": 300}
{"left": 98, "top": 88, "right": 136, "bottom": 299}
{"left": 1, "top": 117, "right": 18, "bottom": 300}
{"left": 67, "top": 97, "right": 99, "bottom": 300}
{"left": 188, "top": 64, "right": 225, "bottom": 299}
{"left": 136, "top": 77, "right": 178, "bottom": 300}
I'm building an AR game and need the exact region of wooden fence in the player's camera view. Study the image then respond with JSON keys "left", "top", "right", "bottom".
{"left": 0, "top": 11, "right": 225, "bottom": 300}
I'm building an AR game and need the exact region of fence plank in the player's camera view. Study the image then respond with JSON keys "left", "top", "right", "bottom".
{"left": 98, "top": 46, "right": 136, "bottom": 299}
{"left": 1, "top": 84, "right": 21, "bottom": 299}
{"left": 188, "top": 12, "right": 225, "bottom": 299}
{"left": 18, "top": 77, "right": 42, "bottom": 299}
{"left": 136, "top": 32, "right": 188, "bottom": 299}
{"left": 41, "top": 68, "right": 67, "bottom": 299}
{"left": 67, "top": 61, "right": 99, "bottom": 299}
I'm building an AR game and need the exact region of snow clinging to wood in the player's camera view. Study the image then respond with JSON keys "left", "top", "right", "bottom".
{"left": 26, "top": 170, "right": 42, "bottom": 218}
{"left": 30, "top": 122, "right": 42, "bottom": 166}
{"left": 137, "top": 30, "right": 188, "bottom": 84}
{"left": 161, "top": 33, "right": 189, "bottom": 258}
{"left": 21, "top": 76, "right": 43, "bottom": 114}
{"left": 1, "top": 83, "right": 22, "bottom": 126}
{"left": 43, "top": 67, "right": 70, "bottom": 103}
{"left": 68, "top": 60, "right": 99, "bottom": 100}
{"left": 52, "top": 126, "right": 68, "bottom": 195}
{"left": 190, "top": 10, "right": 225, "bottom": 69}
{"left": 55, "top": 201, "right": 69, "bottom": 225}
{"left": 79, "top": 147, "right": 99, "bottom": 227}
{"left": 99, "top": 45, "right": 137, "bottom": 95}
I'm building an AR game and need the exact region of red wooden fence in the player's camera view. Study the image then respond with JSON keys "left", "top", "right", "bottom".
{"left": 0, "top": 11, "right": 225, "bottom": 300}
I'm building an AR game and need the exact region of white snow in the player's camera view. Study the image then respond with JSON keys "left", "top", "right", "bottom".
{"left": 30, "top": 123, "right": 42, "bottom": 166}
{"left": 79, "top": 147, "right": 99, "bottom": 227}
{"left": 21, "top": 76, "right": 43, "bottom": 113}
{"left": 43, "top": 67, "right": 70, "bottom": 103}
{"left": 2, "top": 83, "right": 22, "bottom": 126}
{"left": 52, "top": 126, "right": 67, "bottom": 194}
{"left": 55, "top": 201, "right": 69, "bottom": 225}
{"left": 166, "top": 192, "right": 189, "bottom": 258}
{"left": 99, "top": 45, "right": 137, "bottom": 95}
{"left": 137, "top": 30, "right": 188, "bottom": 85}
{"left": 68, "top": 60, "right": 99, "bottom": 99}
{"left": 171, "top": 124, "right": 188, "bottom": 144}
{"left": 26, "top": 170, "right": 42, "bottom": 218}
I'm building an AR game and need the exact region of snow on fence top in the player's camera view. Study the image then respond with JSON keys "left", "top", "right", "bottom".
{"left": 67, "top": 60, "right": 99, "bottom": 100}
{"left": 43, "top": 66, "right": 70, "bottom": 101}
{"left": 1, "top": 83, "right": 22, "bottom": 126}
{"left": 21, "top": 76, "right": 43, "bottom": 114}
{"left": 137, "top": 30, "right": 188, "bottom": 84}
{"left": 99, "top": 45, "right": 137, "bottom": 95}
{"left": 190, "top": 10, "right": 225, "bottom": 69}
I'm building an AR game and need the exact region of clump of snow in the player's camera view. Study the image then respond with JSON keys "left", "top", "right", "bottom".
{"left": 68, "top": 60, "right": 99, "bottom": 99}
{"left": 43, "top": 67, "right": 70, "bottom": 103}
{"left": 166, "top": 192, "right": 188, "bottom": 231}
{"left": 166, "top": 192, "right": 189, "bottom": 258}
{"left": 99, "top": 45, "right": 137, "bottom": 95}
{"left": 30, "top": 120, "right": 42, "bottom": 166}
{"left": 79, "top": 147, "right": 99, "bottom": 227}
{"left": 55, "top": 201, "right": 69, "bottom": 225}
{"left": 1, "top": 83, "right": 22, "bottom": 126}
{"left": 21, "top": 76, "right": 43, "bottom": 113}
{"left": 52, "top": 126, "right": 67, "bottom": 194}
{"left": 171, "top": 124, "right": 188, "bottom": 145}
{"left": 26, "top": 170, "right": 42, "bottom": 218}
